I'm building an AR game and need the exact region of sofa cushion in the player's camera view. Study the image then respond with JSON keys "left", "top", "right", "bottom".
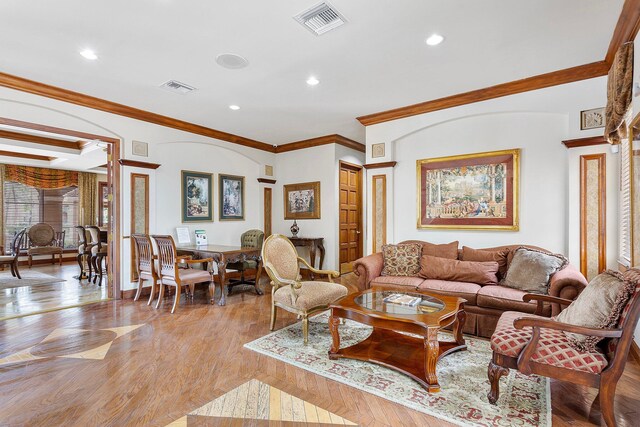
{"left": 460, "top": 246, "right": 509, "bottom": 279}
{"left": 417, "top": 279, "right": 481, "bottom": 305}
{"left": 501, "top": 247, "right": 568, "bottom": 294}
{"left": 491, "top": 311, "right": 608, "bottom": 374}
{"left": 371, "top": 275, "right": 424, "bottom": 288}
{"left": 555, "top": 270, "right": 635, "bottom": 352}
{"left": 274, "top": 281, "right": 347, "bottom": 310}
{"left": 477, "top": 285, "right": 550, "bottom": 315}
{"left": 381, "top": 243, "right": 422, "bottom": 276}
{"left": 419, "top": 255, "right": 499, "bottom": 286}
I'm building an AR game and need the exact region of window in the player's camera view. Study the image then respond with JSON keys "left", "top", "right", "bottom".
{"left": 3, "top": 181, "right": 79, "bottom": 249}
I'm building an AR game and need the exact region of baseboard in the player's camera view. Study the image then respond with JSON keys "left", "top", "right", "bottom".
{"left": 121, "top": 288, "right": 148, "bottom": 299}
{"left": 631, "top": 341, "right": 640, "bottom": 365}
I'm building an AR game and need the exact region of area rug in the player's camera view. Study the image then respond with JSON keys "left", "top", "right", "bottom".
{"left": 0, "top": 270, "right": 66, "bottom": 290}
{"left": 244, "top": 313, "right": 550, "bottom": 427}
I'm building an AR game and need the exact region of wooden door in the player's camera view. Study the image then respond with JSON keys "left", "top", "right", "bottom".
{"left": 339, "top": 162, "right": 363, "bottom": 273}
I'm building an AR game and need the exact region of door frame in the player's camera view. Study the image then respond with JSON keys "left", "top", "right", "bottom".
{"left": 0, "top": 117, "right": 122, "bottom": 299}
{"left": 338, "top": 161, "right": 363, "bottom": 271}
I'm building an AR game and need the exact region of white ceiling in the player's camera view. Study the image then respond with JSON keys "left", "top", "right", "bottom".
{"left": 0, "top": 0, "right": 624, "bottom": 145}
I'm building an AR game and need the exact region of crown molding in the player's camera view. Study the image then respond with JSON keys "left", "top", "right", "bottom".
{"left": 0, "top": 128, "right": 86, "bottom": 150}
{"left": 363, "top": 161, "right": 397, "bottom": 169}
{"left": 0, "top": 71, "right": 276, "bottom": 153}
{"left": 275, "top": 134, "right": 365, "bottom": 153}
{"left": 0, "top": 149, "right": 55, "bottom": 162}
{"left": 562, "top": 135, "right": 608, "bottom": 149}
{"left": 118, "top": 159, "right": 161, "bottom": 169}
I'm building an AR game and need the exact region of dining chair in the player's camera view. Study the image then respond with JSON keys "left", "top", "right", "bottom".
{"left": 0, "top": 228, "right": 27, "bottom": 279}
{"left": 86, "top": 226, "right": 107, "bottom": 285}
{"left": 26, "top": 223, "right": 64, "bottom": 267}
{"left": 226, "top": 229, "right": 264, "bottom": 294}
{"left": 75, "top": 225, "right": 94, "bottom": 281}
{"left": 132, "top": 234, "right": 160, "bottom": 305}
{"left": 151, "top": 235, "right": 215, "bottom": 313}
{"left": 261, "top": 234, "right": 347, "bottom": 344}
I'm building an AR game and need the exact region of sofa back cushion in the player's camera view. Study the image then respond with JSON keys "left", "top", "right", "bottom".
{"left": 500, "top": 247, "right": 568, "bottom": 294}
{"left": 381, "top": 243, "right": 422, "bottom": 276}
{"left": 461, "top": 246, "right": 509, "bottom": 279}
{"left": 419, "top": 255, "right": 499, "bottom": 286}
{"left": 400, "top": 240, "right": 459, "bottom": 259}
{"left": 556, "top": 270, "right": 636, "bottom": 352}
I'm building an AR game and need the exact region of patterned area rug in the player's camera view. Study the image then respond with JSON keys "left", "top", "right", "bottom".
{"left": 244, "top": 313, "right": 551, "bottom": 427}
{"left": 0, "top": 270, "right": 66, "bottom": 290}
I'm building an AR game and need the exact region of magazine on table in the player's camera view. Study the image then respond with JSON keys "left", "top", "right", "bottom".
{"left": 383, "top": 293, "right": 421, "bottom": 307}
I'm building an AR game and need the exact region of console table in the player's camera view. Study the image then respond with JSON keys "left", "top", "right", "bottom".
{"left": 289, "top": 237, "right": 324, "bottom": 279}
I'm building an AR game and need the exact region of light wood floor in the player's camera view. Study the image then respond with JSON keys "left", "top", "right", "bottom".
{"left": 0, "top": 263, "right": 108, "bottom": 320}
{"left": 0, "top": 276, "right": 638, "bottom": 426}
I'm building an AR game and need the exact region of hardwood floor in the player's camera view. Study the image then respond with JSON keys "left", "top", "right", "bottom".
{"left": 0, "top": 263, "right": 108, "bottom": 320}
{"left": 0, "top": 275, "right": 638, "bottom": 426}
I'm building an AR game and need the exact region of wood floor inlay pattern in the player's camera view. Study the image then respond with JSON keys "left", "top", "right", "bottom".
{"left": 169, "top": 379, "right": 356, "bottom": 425}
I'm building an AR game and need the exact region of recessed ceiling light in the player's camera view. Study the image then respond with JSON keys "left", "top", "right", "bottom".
{"left": 216, "top": 53, "right": 249, "bottom": 69}
{"left": 80, "top": 49, "right": 98, "bottom": 60}
{"left": 229, "top": 105, "right": 240, "bottom": 110}
{"left": 306, "top": 76, "right": 320, "bottom": 86}
{"left": 425, "top": 34, "right": 444, "bottom": 46}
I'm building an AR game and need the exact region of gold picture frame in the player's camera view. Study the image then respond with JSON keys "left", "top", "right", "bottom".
{"left": 416, "top": 149, "right": 520, "bottom": 230}
{"left": 284, "top": 181, "right": 321, "bottom": 219}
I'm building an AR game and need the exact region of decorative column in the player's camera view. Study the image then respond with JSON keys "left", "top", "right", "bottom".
{"left": 580, "top": 154, "right": 606, "bottom": 280}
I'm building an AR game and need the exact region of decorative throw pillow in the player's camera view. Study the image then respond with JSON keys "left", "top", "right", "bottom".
{"left": 381, "top": 243, "right": 422, "bottom": 276}
{"left": 461, "top": 246, "right": 509, "bottom": 279}
{"left": 500, "top": 247, "right": 568, "bottom": 294}
{"left": 419, "top": 255, "right": 499, "bottom": 286}
{"left": 555, "top": 270, "right": 636, "bottom": 352}
{"left": 420, "top": 240, "right": 459, "bottom": 260}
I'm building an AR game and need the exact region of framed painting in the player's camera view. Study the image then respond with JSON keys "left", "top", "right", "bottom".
{"left": 284, "top": 181, "right": 321, "bottom": 219}
{"left": 181, "top": 170, "right": 213, "bottom": 222}
{"left": 219, "top": 174, "right": 245, "bottom": 220}
{"left": 417, "top": 149, "right": 520, "bottom": 230}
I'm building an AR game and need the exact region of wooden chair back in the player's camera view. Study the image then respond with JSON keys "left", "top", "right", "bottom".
{"left": 151, "top": 235, "right": 178, "bottom": 279}
{"left": 132, "top": 234, "right": 155, "bottom": 276}
{"left": 605, "top": 268, "right": 640, "bottom": 372}
{"left": 10, "top": 228, "right": 27, "bottom": 258}
{"left": 75, "top": 226, "right": 88, "bottom": 250}
{"left": 261, "top": 234, "right": 300, "bottom": 283}
{"left": 27, "top": 223, "right": 56, "bottom": 247}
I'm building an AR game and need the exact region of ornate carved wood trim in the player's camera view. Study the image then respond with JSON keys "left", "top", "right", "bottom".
{"left": 363, "top": 161, "right": 397, "bottom": 169}
{"left": 0, "top": 128, "right": 85, "bottom": 150}
{"left": 118, "top": 159, "right": 161, "bottom": 169}
{"left": 580, "top": 154, "right": 606, "bottom": 279}
{"left": 562, "top": 135, "right": 608, "bottom": 149}
{"left": 257, "top": 178, "right": 276, "bottom": 184}
{"left": 275, "top": 134, "right": 365, "bottom": 153}
{"left": 0, "top": 149, "right": 55, "bottom": 161}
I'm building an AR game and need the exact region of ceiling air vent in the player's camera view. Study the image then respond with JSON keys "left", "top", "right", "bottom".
{"left": 294, "top": 2, "right": 347, "bottom": 36}
{"left": 160, "top": 80, "right": 196, "bottom": 94}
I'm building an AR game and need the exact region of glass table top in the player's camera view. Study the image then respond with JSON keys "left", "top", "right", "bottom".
{"left": 354, "top": 291, "right": 445, "bottom": 316}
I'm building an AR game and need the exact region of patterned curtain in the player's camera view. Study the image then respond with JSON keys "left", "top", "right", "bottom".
{"left": 605, "top": 42, "right": 634, "bottom": 144}
{"left": 4, "top": 165, "right": 78, "bottom": 189}
{"left": 78, "top": 172, "right": 98, "bottom": 226}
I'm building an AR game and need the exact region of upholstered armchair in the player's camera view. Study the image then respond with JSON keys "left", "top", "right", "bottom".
{"left": 487, "top": 268, "right": 640, "bottom": 427}
{"left": 226, "top": 229, "right": 264, "bottom": 294}
{"left": 0, "top": 228, "right": 27, "bottom": 279}
{"left": 151, "top": 235, "right": 215, "bottom": 313}
{"left": 262, "top": 234, "right": 347, "bottom": 344}
{"left": 86, "top": 226, "right": 107, "bottom": 285}
{"left": 27, "top": 223, "right": 64, "bottom": 267}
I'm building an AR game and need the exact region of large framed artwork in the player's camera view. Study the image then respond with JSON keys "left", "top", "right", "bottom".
{"left": 417, "top": 149, "right": 520, "bottom": 230}
{"left": 181, "top": 170, "right": 213, "bottom": 222}
{"left": 219, "top": 174, "right": 245, "bottom": 220}
{"left": 284, "top": 181, "right": 321, "bottom": 219}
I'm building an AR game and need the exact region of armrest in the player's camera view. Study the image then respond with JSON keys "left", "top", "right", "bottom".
{"left": 547, "top": 264, "right": 587, "bottom": 315}
{"left": 297, "top": 257, "right": 339, "bottom": 282}
{"left": 523, "top": 294, "right": 573, "bottom": 316}
{"left": 353, "top": 252, "right": 384, "bottom": 290}
{"left": 513, "top": 317, "right": 623, "bottom": 338}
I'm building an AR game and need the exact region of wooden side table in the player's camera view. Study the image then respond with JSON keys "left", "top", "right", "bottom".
{"left": 289, "top": 237, "right": 325, "bottom": 279}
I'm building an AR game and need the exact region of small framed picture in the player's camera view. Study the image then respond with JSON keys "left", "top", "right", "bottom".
{"left": 219, "top": 174, "right": 245, "bottom": 220}
{"left": 132, "top": 140, "right": 149, "bottom": 157}
{"left": 580, "top": 107, "right": 605, "bottom": 130}
{"left": 284, "top": 181, "right": 321, "bottom": 219}
{"left": 371, "top": 143, "right": 385, "bottom": 158}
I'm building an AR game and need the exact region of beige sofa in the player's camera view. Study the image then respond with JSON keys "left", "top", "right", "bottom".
{"left": 353, "top": 241, "right": 588, "bottom": 338}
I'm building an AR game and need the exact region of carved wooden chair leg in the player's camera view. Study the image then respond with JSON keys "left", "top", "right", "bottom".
{"left": 270, "top": 303, "right": 277, "bottom": 331}
{"left": 156, "top": 283, "right": 165, "bottom": 309}
{"left": 28, "top": 255, "right": 32, "bottom": 268}
{"left": 599, "top": 379, "right": 618, "bottom": 427}
{"left": 10, "top": 264, "right": 16, "bottom": 277}
{"left": 147, "top": 279, "right": 157, "bottom": 306}
{"left": 171, "top": 284, "right": 181, "bottom": 314}
{"left": 77, "top": 254, "right": 84, "bottom": 279}
{"left": 134, "top": 277, "right": 144, "bottom": 301}
{"left": 487, "top": 359, "right": 509, "bottom": 404}
{"left": 302, "top": 314, "right": 309, "bottom": 345}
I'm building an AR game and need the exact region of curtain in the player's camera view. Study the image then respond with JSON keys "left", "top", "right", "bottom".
{"left": 78, "top": 172, "right": 98, "bottom": 226}
{"left": 605, "top": 42, "right": 634, "bottom": 145}
{"left": 4, "top": 165, "right": 78, "bottom": 189}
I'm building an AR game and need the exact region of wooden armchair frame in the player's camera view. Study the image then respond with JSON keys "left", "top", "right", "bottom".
{"left": 488, "top": 293, "right": 640, "bottom": 427}
{"left": 262, "top": 234, "right": 340, "bottom": 344}
{"left": 0, "top": 228, "right": 26, "bottom": 279}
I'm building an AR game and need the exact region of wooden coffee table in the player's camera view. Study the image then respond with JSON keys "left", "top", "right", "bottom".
{"left": 328, "top": 288, "right": 466, "bottom": 392}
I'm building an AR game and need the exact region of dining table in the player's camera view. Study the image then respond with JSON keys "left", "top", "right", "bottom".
{"left": 176, "top": 244, "right": 262, "bottom": 306}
